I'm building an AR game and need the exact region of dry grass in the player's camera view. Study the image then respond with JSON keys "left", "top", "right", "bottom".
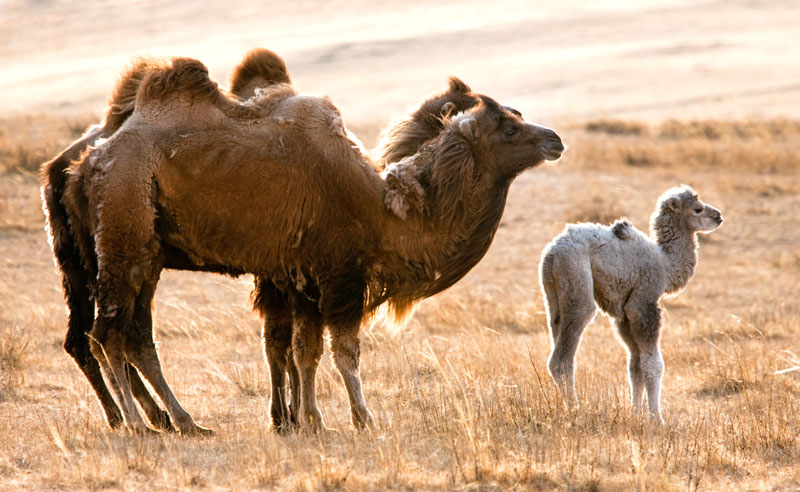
{"left": 0, "top": 115, "right": 798, "bottom": 490}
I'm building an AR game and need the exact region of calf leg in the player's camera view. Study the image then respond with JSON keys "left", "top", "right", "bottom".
{"left": 546, "top": 260, "right": 596, "bottom": 404}
{"left": 614, "top": 317, "right": 645, "bottom": 411}
{"left": 624, "top": 300, "right": 664, "bottom": 422}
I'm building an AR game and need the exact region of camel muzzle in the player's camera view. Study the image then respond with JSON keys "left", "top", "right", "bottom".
{"left": 539, "top": 128, "right": 565, "bottom": 161}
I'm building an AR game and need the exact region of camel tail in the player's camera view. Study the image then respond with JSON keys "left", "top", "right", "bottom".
{"left": 39, "top": 125, "right": 105, "bottom": 312}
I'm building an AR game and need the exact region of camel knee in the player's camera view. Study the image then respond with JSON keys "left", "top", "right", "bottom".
{"left": 640, "top": 351, "right": 664, "bottom": 383}
{"left": 331, "top": 329, "right": 360, "bottom": 371}
{"left": 63, "top": 331, "right": 93, "bottom": 364}
{"left": 547, "top": 352, "right": 574, "bottom": 387}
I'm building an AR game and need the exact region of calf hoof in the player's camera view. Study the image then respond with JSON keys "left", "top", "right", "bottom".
{"left": 352, "top": 409, "right": 376, "bottom": 432}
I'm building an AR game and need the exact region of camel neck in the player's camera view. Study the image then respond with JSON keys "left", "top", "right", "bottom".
{"left": 374, "top": 176, "right": 511, "bottom": 307}
{"left": 653, "top": 218, "right": 698, "bottom": 294}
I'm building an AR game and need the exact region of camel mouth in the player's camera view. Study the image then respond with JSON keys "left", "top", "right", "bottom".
{"left": 542, "top": 143, "right": 566, "bottom": 161}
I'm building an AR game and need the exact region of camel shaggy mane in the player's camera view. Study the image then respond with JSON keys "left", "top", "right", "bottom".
{"left": 374, "top": 76, "right": 478, "bottom": 170}
{"left": 539, "top": 186, "right": 723, "bottom": 421}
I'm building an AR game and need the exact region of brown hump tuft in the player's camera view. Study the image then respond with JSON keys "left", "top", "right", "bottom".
{"left": 104, "top": 57, "right": 169, "bottom": 131}
{"left": 137, "top": 57, "right": 220, "bottom": 106}
{"left": 230, "top": 48, "right": 291, "bottom": 97}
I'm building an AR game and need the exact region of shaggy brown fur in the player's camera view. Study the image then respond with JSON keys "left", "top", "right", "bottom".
{"left": 373, "top": 77, "right": 479, "bottom": 169}
{"left": 41, "top": 50, "right": 473, "bottom": 435}
{"left": 41, "top": 50, "right": 293, "bottom": 433}
{"left": 53, "top": 56, "right": 563, "bottom": 435}
{"left": 230, "top": 48, "right": 292, "bottom": 99}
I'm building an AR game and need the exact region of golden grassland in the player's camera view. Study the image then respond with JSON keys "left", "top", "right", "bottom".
{"left": 0, "top": 115, "right": 798, "bottom": 491}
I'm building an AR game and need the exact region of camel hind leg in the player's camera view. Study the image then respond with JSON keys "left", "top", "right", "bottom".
{"left": 125, "top": 274, "right": 174, "bottom": 432}
{"left": 539, "top": 253, "right": 562, "bottom": 352}
{"left": 46, "top": 159, "right": 123, "bottom": 429}
{"left": 545, "top": 255, "right": 596, "bottom": 404}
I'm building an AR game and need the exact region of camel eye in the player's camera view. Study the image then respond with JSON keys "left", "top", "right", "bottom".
{"left": 504, "top": 126, "right": 518, "bottom": 139}
{"left": 694, "top": 207, "right": 703, "bottom": 214}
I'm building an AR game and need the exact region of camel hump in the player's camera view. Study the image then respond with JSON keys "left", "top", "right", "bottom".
{"left": 611, "top": 219, "right": 634, "bottom": 240}
{"left": 104, "top": 57, "right": 168, "bottom": 131}
{"left": 230, "top": 48, "right": 291, "bottom": 98}
{"left": 136, "top": 57, "right": 220, "bottom": 108}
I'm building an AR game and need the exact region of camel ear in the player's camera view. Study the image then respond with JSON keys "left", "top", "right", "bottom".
{"left": 441, "top": 101, "right": 456, "bottom": 117}
{"left": 448, "top": 76, "right": 471, "bottom": 94}
{"left": 665, "top": 196, "right": 681, "bottom": 212}
{"left": 459, "top": 117, "right": 478, "bottom": 140}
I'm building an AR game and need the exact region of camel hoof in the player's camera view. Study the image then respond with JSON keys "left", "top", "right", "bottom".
{"left": 273, "top": 420, "right": 300, "bottom": 434}
{"left": 180, "top": 424, "right": 215, "bottom": 437}
{"left": 125, "top": 424, "right": 160, "bottom": 436}
{"left": 352, "top": 411, "right": 376, "bottom": 432}
{"left": 149, "top": 411, "right": 175, "bottom": 432}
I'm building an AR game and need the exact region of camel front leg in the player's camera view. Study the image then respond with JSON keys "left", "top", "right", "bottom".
{"left": 615, "top": 317, "right": 646, "bottom": 413}
{"left": 291, "top": 308, "right": 326, "bottom": 431}
{"left": 89, "top": 315, "right": 152, "bottom": 434}
{"left": 624, "top": 300, "right": 664, "bottom": 422}
{"left": 330, "top": 322, "right": 375, "bottom": 431}
{"left": 128, "top": 341, "right": 214, "bottom": 436}
{"left": 125, "top": 278, "right": 213, "bottom": 436}
{"left": 263, "top": 318, "right": 294, "bottom": 432}
{"left": 640, "top": 348, "right": 664, "bottom": 422}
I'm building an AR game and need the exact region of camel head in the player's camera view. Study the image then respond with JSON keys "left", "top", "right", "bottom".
{"left": 450, "top": 96, "right": 564, "bottom": 180}
{"left": 658, "top": 186, "right": 723, "bottom": 233}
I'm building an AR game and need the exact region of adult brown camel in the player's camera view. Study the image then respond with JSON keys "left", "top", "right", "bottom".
{"left": 41, "top": 49, "right": 293, "bottom": 432}
{"left": 42, "top": 51, "right": 485, "bottom": 433}
{"left": 44, "top": 56, "right": 563, "bottom": 435}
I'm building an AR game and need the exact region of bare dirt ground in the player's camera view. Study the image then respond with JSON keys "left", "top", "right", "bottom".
{"left": 0, "top": 1, "right": 798, "bottom": 490}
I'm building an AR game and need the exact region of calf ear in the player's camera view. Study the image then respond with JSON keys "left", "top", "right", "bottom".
{"left": 459, "top": 117, "right": 478, "bottom": 140}
{"left": 665, "top": 196, "right": 681, "bottom": 212}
